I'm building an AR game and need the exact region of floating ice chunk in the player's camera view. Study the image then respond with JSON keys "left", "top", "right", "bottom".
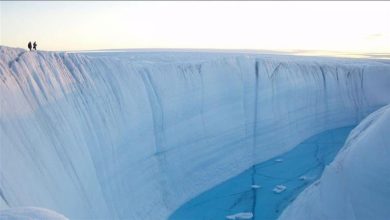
{"left": 273, "top": 185, "right": 287, "bottom": 193}
{"left": 274, "top": 158, "right": 284, "bottom": 162}
{"left": 299, "top": 176, "right": 307, "bottom": 181}
{"left": 226, "top": 212, "right": 253, "bottom": 219}
{"left": 251, "top": 184, "right": 261, "bottom": 189}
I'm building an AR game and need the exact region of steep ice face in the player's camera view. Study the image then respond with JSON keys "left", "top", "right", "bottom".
{"left": 1, "top": 46, "right": 390, "bottom": 219}
{"left": 279, "top": 104, "right": 390, "bottom": 220}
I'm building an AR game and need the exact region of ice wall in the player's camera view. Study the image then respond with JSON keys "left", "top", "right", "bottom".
{"left": 1, "top": 46, "right": 389, "bottom": 219}
{"left": 279, "top": 104, "right": 390, "bottom": 220}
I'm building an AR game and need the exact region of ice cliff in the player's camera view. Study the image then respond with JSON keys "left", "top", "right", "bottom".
{"left": 1, "top": 46, "right": 389, "bottom": 219}
{"left": 279, "top": 104, "right": 390, "bottom": 220}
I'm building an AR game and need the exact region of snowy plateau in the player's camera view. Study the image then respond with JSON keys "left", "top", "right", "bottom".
{"left": 0, "top": 46, "right": 390, "bottom": 220}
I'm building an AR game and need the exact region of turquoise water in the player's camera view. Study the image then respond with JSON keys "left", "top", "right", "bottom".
{"left": 170, "top": 126, "right": 354, "bottom": 220}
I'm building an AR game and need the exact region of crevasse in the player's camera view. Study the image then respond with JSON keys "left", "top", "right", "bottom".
{"left": 1, "top": 46, "right": 389, "bottom": 219}
{"left": 279, "top": 104, "right": 390, "bottom": 220}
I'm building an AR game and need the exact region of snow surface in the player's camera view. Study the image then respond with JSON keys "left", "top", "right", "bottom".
{"left": 1, "top": 46, "right": 390, "bottom": 219}
{"left": 279, "top": 104, "right": 390, "bottom": 220}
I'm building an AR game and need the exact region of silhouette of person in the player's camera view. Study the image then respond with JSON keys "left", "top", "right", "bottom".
{"left": 33, "top": 41, "right": 37, "bottom": 50}
{"left": 28, "top": 42, "right": 32, "bottom": 51}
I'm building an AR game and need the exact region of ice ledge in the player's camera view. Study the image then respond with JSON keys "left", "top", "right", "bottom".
{"left": 0, "top": 207, "right": 68, "bottom": 220}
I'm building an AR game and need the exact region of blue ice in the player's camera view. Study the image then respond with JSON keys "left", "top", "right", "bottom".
{"left": 170, "top": 126, "right": 354, "bottom": 220}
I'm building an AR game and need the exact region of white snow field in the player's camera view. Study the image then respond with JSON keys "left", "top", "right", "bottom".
{"left": 0, "top": 46, "right": 390, "bottom": 219}
{"left": 279, "top": 104, "right": 390, "bottom": 220}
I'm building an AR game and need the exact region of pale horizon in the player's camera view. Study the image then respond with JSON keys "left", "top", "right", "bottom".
{"left": 1, "top": 1, "right": 389, "bottom": 57}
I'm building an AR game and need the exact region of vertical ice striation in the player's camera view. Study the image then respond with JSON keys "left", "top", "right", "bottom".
{"left": 1, "top": 46, "right": 390, "bottom": 219}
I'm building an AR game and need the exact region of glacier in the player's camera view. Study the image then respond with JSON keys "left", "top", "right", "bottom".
{"left": 1, "top": 46, "right": 390, "bottom": 219}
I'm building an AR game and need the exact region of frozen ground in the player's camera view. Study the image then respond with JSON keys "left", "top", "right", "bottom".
{"left": 170, "top": 126, "right": 354, "bottom": 220}
{"left": 0, "top": 46, "right": 390, "bottom": 219}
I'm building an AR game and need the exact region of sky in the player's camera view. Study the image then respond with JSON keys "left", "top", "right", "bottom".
{"left": 1, "top": 1, "right": 389, "bottom": 56}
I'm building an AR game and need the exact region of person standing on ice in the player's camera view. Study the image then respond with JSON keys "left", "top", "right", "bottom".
{"left": 33, "top": 41, "right": 37, "bottom": 50}
{"left": 28, "top": 41, "right": 32, "bottom": 51}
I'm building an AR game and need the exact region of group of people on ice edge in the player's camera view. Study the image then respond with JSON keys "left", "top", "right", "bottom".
{"left": 28, "top": 41, "right": 37, "bottom": 51}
